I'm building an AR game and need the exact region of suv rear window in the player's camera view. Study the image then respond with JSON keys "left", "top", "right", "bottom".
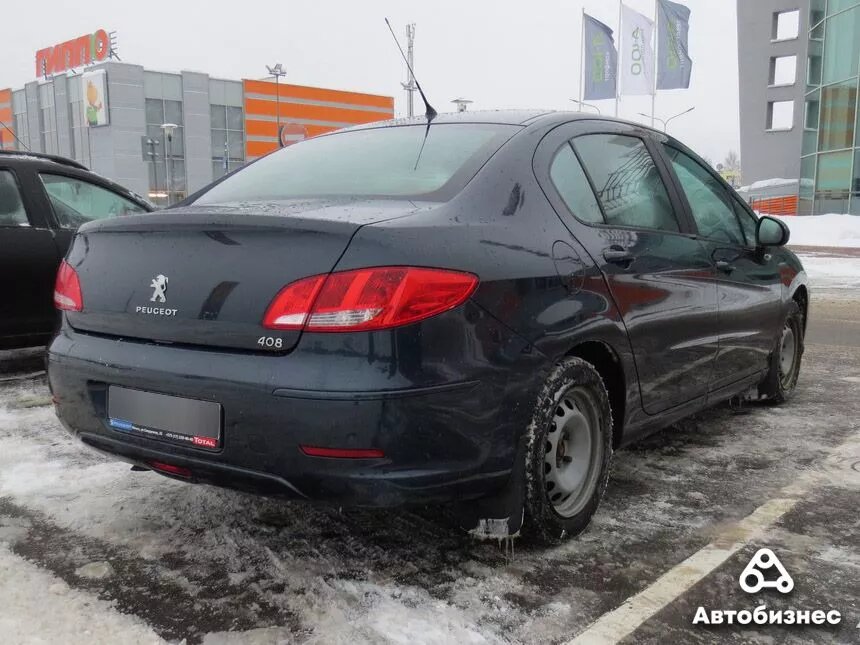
{"left": 195, "top": 123, "right": 519, "bottom": 204}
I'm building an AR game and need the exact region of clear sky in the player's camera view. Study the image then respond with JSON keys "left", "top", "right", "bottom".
{"left": 3, "top": 0, "right": 740, "bottom": 163}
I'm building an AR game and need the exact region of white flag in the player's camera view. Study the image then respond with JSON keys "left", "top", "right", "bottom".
{"left": 621, "top": 4, "right": 655, "bottom": 96}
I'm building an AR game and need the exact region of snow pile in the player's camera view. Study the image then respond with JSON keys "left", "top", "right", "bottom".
{"left": 775, "top": 214, "right": 860, "bottom": 248}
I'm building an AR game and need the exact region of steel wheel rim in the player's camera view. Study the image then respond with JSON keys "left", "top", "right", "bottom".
{"left": 544, "top": 387, "right": 603, "bottom": 518}
{"left": 779, "top": 323, "right": 797, "bottom": 388}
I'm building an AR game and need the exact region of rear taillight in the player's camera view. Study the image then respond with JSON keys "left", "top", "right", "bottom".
{"left": 263, "top": 267, "right": 478, "bottom": 332}
{"left": 54, "top": 260, "right": 83, "bottom": 312}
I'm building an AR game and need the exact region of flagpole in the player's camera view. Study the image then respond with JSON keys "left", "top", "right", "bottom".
{"left": 580, "top": 8, "right": 585, "bottom": 112}
{"left": 616, "top": 0, "right": 622, "bottom": 118}
{"left": 652, "top": 0, "right": 658, "bottom": 128}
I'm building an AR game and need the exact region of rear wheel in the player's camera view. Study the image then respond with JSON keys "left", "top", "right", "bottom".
{"left": 523, "top": 358, "right": 613, "bottom": 544}
{"left": 759, "top": 300, "right": 804, "bottom": 403}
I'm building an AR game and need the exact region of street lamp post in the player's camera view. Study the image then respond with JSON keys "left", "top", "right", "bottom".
{"left": 160, "top": 123, "right": 177, "bottom": 206}
{"left": 570, "top": 99, "right": 601, "bottom": 115}
{"left": 637, "top": 107, "right": 696, "bottom": 133}
{"left": 266, "top": 63, "right": 286, "bottom": 136}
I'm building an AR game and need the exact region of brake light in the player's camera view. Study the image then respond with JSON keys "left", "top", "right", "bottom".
{"left": 54, "top": 260, "right": 83, "bottom": 312}
{"left": 263, "top": 267, "right": 478, "bottom": 332}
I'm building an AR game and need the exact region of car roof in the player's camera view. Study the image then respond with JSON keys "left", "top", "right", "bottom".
{"left": 338, "top": 109, "right": 667, "bottom": 135}
{"left": 0, "top": 149, "right": 89, "bottom": 171}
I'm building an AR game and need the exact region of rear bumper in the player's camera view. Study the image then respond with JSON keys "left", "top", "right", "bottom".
{"left": 47, "top": 320, "right": 541, "bottom": 507}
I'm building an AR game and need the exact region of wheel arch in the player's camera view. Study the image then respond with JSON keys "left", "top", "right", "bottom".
{"left": 791, "top": 284, "right": 809, "bottom": 334}
{"left": 566, "top": 340, "right": 626, "bottom": 448}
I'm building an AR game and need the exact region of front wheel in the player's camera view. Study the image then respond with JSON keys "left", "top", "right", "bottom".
{"left": 759, "top": 300, "right": 804, "bottom": 403}
{"left": 523, "top": 357, "right": 613, "bottom": 544}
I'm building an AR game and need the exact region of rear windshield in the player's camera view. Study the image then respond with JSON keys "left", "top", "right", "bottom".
{"left": 195, "top": 123, "right": 519, "bottom": 204}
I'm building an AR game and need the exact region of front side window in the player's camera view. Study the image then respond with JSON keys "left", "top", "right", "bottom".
{"left": 195, "top": 124, "right": 519, "bottom": 204}
{"left": 573, "top": 134, "right": 679, "bottom": 232}
{"left": 549, "top": 143, "right": 604, "bottom": 224}
{"left": 663, "top": 146, "right": 745, "bottom": 245}
{"left": 0, "top": 170, "right": 28, "bottom": 227}
{"left": 40, "top": 174, "right": 147, "bottom": 229}
{"left": 733, "top": 201, "right": 759, "bottom": 246}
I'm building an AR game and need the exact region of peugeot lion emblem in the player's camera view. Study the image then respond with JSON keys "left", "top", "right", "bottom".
{"left": 150, "top": 275, "right": 168, "bottom": 303}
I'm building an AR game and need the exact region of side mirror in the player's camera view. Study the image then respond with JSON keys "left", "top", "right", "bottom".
{"left": 756, "top": 216, "right": 790, "bottom": 248}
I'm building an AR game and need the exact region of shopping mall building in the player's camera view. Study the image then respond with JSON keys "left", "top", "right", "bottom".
{"left": 739, "top": 0, "right": 860, "bottom": 215}
{"left": 0, "top": 30, "right": 395, "bottom": 206}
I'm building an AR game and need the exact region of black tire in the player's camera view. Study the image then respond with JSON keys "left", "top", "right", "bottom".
{"left": 759, "top": 300, "right": 804, "bottom": 403}
{"left": 522, "top": 357, "right": 613, "bottom": 544}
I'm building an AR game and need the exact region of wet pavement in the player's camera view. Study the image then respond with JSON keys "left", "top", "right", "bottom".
{"left": 0, "top": 297, "right": 857, "bottom": 644}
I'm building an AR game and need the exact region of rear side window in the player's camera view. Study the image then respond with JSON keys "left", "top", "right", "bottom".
{"left": 195, "top": 123, "right": 519, "bottom": 204}
{"left": 573, "top": 134, "right": 679, "bottom": 232}
{"left": 40, "top": 174, "right": 148, "bottom": 229}
{"left": 0, "top": 170, "right": 29, "bottom": 227}
{"left": 549, "top": 144, "right": 604, "bottom": 224}
{"left": 663, "top": 147, "right": 745, "bottom": 245}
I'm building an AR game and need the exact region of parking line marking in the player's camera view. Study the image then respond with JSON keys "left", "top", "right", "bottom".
{"left": 566, "top": 432, "right": 860, "bottom": 645}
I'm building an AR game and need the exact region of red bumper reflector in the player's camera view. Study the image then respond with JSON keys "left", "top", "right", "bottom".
{"left": 300, "top": 445, "right": 385, "bottom": 459}
{"left": 148, "top": 461, "right": 192, "bottom": 478}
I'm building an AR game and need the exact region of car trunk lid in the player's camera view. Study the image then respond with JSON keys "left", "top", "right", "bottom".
{"left": 64, "top": 200, "right": 420, "bottom": 353}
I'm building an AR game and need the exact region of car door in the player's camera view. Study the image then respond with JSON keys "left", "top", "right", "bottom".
{"left": 36, "top": 171, "right": 150, "bottom": 258}
{"left": 0, "top": 165, "right": 65, "bottom": 345}
{"left": 536, "top": 121, "right": 720, "bottom": 414}
{"left": 660, "top": 144, "right": 783, "bottom": 391}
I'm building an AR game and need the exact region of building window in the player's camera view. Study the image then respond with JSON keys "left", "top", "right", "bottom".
{"left": 827, "top": 0, "right": 860, "bottom": 17}
{"left": 772, "top": 10, "right": 800, "bottom": 41}
{"left": 769, "top": 55, "right": 797, "bottom": 86}
{"left": 810, "top": 0, "right": 826, "bottom": 38}
{"left": 808, "top": 40, "right": 823, "bottom": 86}
{"left": 818, "top": 82, "right": 857, "bottom": 151}
{"left": 821, "top": 5, "right": 860, "bottom": 85}
{"left": 814, "top": 149, "right": 852, "bottom": 213}
{"left": 767, "top": 101, "right": 795, "bottom": 131}
{"left": 210, "top": 104, "right": 245, "bottom": 181}
{"left": 145, "top": 98, "right": 185, "bottom": 206}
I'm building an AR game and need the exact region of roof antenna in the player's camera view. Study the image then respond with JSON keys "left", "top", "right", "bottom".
{"left": 385, "top": 18, "right": 437, "bottom": 122}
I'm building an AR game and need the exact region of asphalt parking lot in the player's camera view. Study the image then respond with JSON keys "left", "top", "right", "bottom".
{"left": 1, "top": 281, "right": 858, "bottom": 644}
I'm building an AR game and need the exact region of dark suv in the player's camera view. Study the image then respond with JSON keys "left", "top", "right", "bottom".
{"left": 0, "top": 151, "right": 152, "bottom": 349}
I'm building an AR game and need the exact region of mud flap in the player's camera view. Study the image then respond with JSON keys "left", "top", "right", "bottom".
{"left": 453, "top": 437, "right": 526, "bottom": 540}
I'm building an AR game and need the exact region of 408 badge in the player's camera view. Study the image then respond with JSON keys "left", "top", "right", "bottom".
{"left": 257, "top": 336, "right": 283, "bottom": 349}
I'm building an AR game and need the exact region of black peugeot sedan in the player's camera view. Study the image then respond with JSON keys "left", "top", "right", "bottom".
{"left": 0, "top": 151, "right": 152, "bottom": 349}
{"left": 47, "top": 111, "right": 808, "bottom": 543}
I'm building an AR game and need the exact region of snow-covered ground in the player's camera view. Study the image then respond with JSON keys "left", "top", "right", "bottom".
{"left": 775, "top": 214, "right": 860, "bottom": 248}
{"left": 798, "top": 254, "right": 860, "bottom": 295}
{"left": 0, "top": 544, "right": 164, "bottom": 645}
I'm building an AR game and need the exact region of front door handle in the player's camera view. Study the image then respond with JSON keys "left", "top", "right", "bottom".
{"left": 715, "top": 260, "right": 735, "bottom": 274}
{"left": 603, "top": 248, "right": 635, "bottom": 265}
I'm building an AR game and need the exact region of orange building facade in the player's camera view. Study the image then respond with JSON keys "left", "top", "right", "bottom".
{"left": 0, "top": 89, "right": 14, "bottom": 149}
{"left": 243, "top": 79, "right": 394, "bottom": 160}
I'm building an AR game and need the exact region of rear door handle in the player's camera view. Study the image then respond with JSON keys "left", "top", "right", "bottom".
{"left": 603, "top": 248, "right": 635, "bottom": 265}
{"left": 715, "top": 260, "right": 735, "bottom": 273}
